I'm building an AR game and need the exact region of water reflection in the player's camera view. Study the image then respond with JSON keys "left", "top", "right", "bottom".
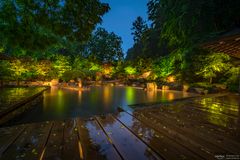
{"left": 146, "top": 90, "right": 157, "bottom": 101}
{"left": 10, "top": 86, "right": 195, "bottom": 123}
{"left": 168, "top": 92, "right": 174, "bottom": 101}
{"left": 103, "top": 86, "right": 112, "bottom": 108}
{"left": 78, "top": 90, "right": 82, "bottom": 103}
{"left": 126, "top": 87, "right": 134, "bottom": 104}
{"left": 198, "top": 98, "right": 239, "bottom": 127}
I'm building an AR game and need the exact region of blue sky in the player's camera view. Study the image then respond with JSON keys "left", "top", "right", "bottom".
{"left": 100, "top": 0, "right": 149, "bottom": 54}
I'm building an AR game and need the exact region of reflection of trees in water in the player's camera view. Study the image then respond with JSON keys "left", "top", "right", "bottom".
{"left": 79, "top": 120, "right": 108, "bottom": 159}
{"left": 199, "top": 98, "right": 238, "bottom": 127}
{"left": 131, "top": 112, "right": 157, "bottom": 159}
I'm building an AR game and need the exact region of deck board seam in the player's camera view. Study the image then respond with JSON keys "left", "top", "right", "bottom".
{"left": 144, "top": 110, "right": 236, "bottom": 154}
{"left": 39, "top": 122, "right": 54, "bottom": 160}
{"left": 111, "top": 114, "right": 164, "bottom": 160}
{"left": 122, "top": 110, "right": 207, "bottom": 159}
{"left": 94, "top": 116, "right": 124, "bottom": 160}
{"left": 0, "top": 126, "right": 27, "bottom": 157}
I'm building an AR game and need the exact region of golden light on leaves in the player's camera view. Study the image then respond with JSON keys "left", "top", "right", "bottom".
{"left": 167, "top": 76, "right": 175, "bottom": 83}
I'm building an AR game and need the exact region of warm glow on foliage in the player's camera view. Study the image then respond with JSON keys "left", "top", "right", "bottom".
{"left": 10, "top": 60, "right": 28, "bottom": 80}
{"left": 124, "top": 66, "right": 137, "bottom": 75}
{"left": 167, "top": 76, "right": 175, "bottom": 83}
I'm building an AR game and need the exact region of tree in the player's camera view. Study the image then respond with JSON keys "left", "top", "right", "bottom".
{"left": 0, "top": 60, "right": 11, "bottom": 85}
{"left": 124, "top": 66, "right": 137, "bottom": 76}
{"left": 34, "top": 60, "right": 52, "bottom": 80}
{"left": 126, "top": 43, "right": 144, "bottom": 60}
{"left": 51, "top": 55, "right": 71, "bottom": 79}
{"left": 0, "top": 0, "right": 109, "bottom": 55}
{"left": 153, "top": 56, "right": 174, "bottom": 79}
{"left": 126, "top": 17, "right": 149, "bottom": 60}
{"left": 196, "top": 53, "right": 231, "bottom": 83}
{"left": 9, "top": 59, "right": 28, "bottom": 85}
{"left": 131, "top": 16, "right": 148, "bottom": 43}
{"left": 86, "top": 28, "right": 123, "bottom": 63}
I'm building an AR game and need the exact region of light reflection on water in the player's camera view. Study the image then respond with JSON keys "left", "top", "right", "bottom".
{"left": 10, "top": 86, "right": 194, "bottom": 124}
{"left": 198, "top": 97, "right": 239, "bottom": 127}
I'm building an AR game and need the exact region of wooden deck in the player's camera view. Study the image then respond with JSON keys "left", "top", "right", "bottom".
{"left": 0, "top": 95, "right": 239, "bottom": 160}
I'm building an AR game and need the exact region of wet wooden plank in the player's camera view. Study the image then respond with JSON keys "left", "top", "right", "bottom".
{"left": 187, "top": 101, "right": 239, "bottom": 118}
{"left": 113, "top": 111, "right": 203, "bottom": 160}
{"left": 95, "top": 115, "right": 162, "bottom": 160}
{"left": 1, "top": 122, "right": 52, "bottom": 160}
{"left": 0, "top": 125, "right": 26, "bottom": 157}
{"left": 76, "top": 118, "right": 121, "bottom": 160}
{"left": 136, "top": 110, "right": 234, "bottom": 155}
{"left": 61, "top": 120, "right": 81, "bottom": 160}
{"left": 145, "top": 104, "right": 240, "bottom": 144}
{"left": 153, "top": 103, "right": 240, "bottom": 138}
{"left": 130, "top": 110, "right": 219, "bottom": 159}
{"left": 148, "top": 102, "right": 239, "bottom": 132}
{"left": 42, "top": 121, "right": 65, "bottom": 160}
{"left": 141, "top": 108, "right": 240, "bottom": 154}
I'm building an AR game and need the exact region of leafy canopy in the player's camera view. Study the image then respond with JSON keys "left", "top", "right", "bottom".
{"left": 86, "top": 28, "right": 123, "bottom": 63}
{"left": 0, "top": 0, "right": 109, "bottom": 54}
{"left": 196, "top": 53, "right": 231, "bottom": 83}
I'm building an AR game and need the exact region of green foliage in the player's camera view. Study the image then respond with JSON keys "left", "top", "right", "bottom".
{"left": 52, "top": 55, "right": 71, "bottom": 79}
{"left": 131, "top": 16, "right": 148, "bottom": 43}
{"left": 72, "top": 55, "right": 103, "bottom": 80}
{"left": 126, "top": 0, "right": 240, "bottom": 85}
{"left": 9, "top": 59, "right": 28, "bottom": 82}
{"left": 225, "top": 66, "right": 240, "bottom": 92}
{"left": 152, "top": 56, "right": 174, "bottom": 79}
{"left": 196, "top": 53, "right": 231, "bottom": 83}
{"left": 0, "top": 0, "right": 109, "bottom": 55}
{"left": 148, "top": 0, "right": 240, "bottom": 48}
{"left": 0, "top": 60, "right": 11, "bottom": 80}
{"left": 33, "top": 60, "right": 52, "bottom": 80}
{"left": 86, "top": 28, "right": 123, "bottom": 63}
{"left": 124, "top": 66, "right": 137, "bottom": 75}
{"left": 61, "top": 70, "right": 81, "bottom": 82}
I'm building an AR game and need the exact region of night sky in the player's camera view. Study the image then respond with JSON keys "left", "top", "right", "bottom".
{"left": 100, "top": 0, "right": 149, "bottom": 55}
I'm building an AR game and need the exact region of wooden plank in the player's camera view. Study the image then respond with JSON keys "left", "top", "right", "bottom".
{"left": 146, "top": 104, "right": 240, "bottom": 141}
{"left": 41, "top": 121, "right": 65, "bottom": 160}
{"left": 76, "top": 118, "right": 121, "bottom": 160}
{"left": 187, "top": 101, "right": 239, "bottom": 118}
{"left": 61, "top": 119, "right": 81, "bottom": 160}
{"left": 0, "top": 125, "right": 26, "bottom": 157}
{"left": 1, "top": 121, "right": 52, "bottom": 160}
{"left": 136, "top": 110, "right": 234, "bottom": 154}
{"left": 95, "top": 115, "right": 162, "bottom": 160}
{"left": 141, "top": 108, "right": 240, "bottom": 154}
{"left": 113, "top": 111, "right": 203, "bottom": 160}
{"left": 130, "top": 110, "right": 219, "bottom": 159}
{"left": 147, "top": 102, "right": 239, "bottom": 134}
{"left": 153, "top": 103, "right": 240, "bottom": 138}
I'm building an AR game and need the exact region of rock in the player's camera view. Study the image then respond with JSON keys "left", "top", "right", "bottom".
{"left": 51, "top": 79, "right": 59, "bottom": 86}
{"left": 162, "top": 85, "right": 169, "bottom": 90}
{"left": 213, "top": 84, "right": 227, "bottom": 90}
{"left": 147, "top": 82, "right": 158, "bottom": 91}
{"left": 203, "top": 90, "right": 208, "bottom": 95}
{"left": 183, "top": 84, "right": 190, "bottom": 92}
{"left": 194, "top": 88, "right": 205, "bottom": 94}
{"left": 69, "top": 79, "right": 75, "bottom": 83}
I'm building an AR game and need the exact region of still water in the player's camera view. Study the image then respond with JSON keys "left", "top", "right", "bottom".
{"left": 9, "top": 86, "right": 194, "bottom": 124}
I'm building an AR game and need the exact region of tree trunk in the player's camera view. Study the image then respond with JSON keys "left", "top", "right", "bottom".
{"left": 210, "top": 77, "right": 213, "bottom": 84}
{"left": 17, "top": 79, "right": 20, "bottom": 86}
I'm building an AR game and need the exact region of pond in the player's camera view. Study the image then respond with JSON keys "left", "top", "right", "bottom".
{"left": 6, "top": 86, "right": 195, "bottom": 125}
